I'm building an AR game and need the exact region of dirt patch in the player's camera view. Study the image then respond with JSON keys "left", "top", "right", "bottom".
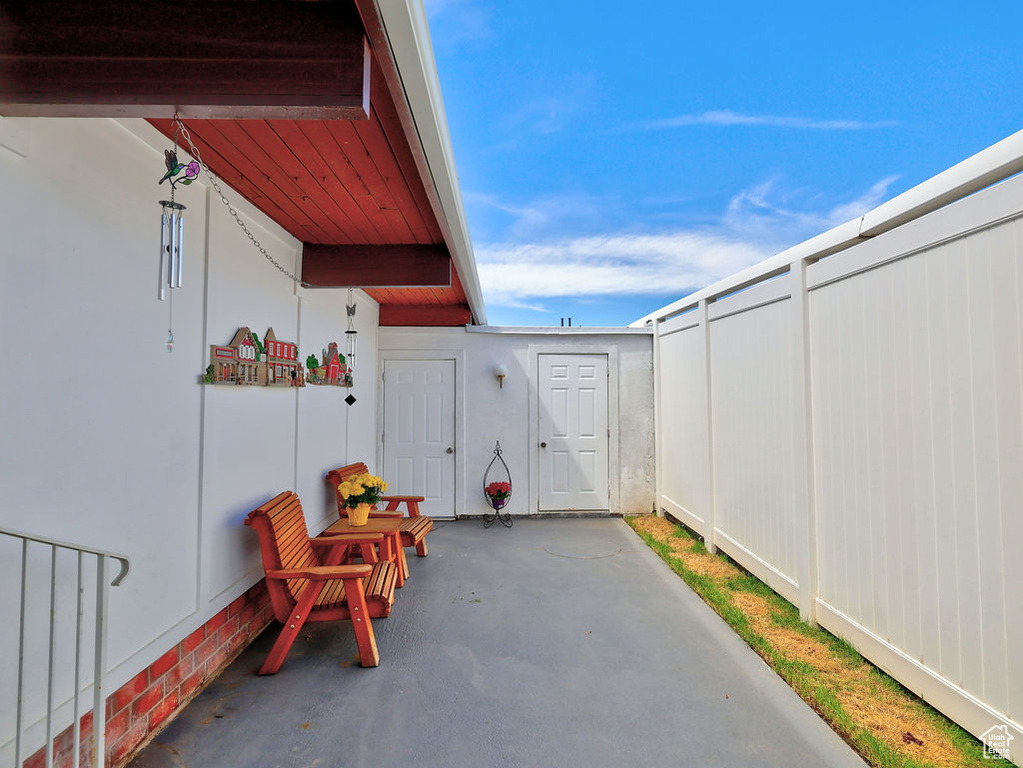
{"left": 730, "top": 592, "right": 847, "bottom": 676}
{"left": 630, "top": 516, "right": 739, "bottom": 580}
{"left": 674, "top": 548, "right": 739, "bottom": 580}
{"left": 835, "top": 674, "right": 965, "bottom": 767}
{"left": 725, "top": 571, "right": 966, "bottom": 766}
{"left": 630, "top": 515, "right": 680, "bottom": 540}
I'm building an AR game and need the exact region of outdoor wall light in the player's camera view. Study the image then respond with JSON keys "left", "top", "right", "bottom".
{"left": 494, "top": 364, "right": 508, "bottom": 388}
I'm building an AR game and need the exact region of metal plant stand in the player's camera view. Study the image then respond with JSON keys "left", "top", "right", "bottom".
{"left": 483, "top": 441, "right": 513, "bottom": 528}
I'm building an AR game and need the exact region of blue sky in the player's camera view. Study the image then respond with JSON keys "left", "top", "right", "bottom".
{"left": 424, "top": 0, "right": 1023, "bottom": 327}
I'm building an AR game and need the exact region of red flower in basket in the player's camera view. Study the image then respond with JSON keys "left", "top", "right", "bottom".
{"left": 485, "top": 481, "right": 511, "bottom": 509}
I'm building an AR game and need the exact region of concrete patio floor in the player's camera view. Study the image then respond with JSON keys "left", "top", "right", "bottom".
{"left": 130, "top": 519, "right": 865, "bottom": 768}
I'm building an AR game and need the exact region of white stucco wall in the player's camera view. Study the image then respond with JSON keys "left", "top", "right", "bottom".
{"left": 378, "top": 327, "right": 655, "bottom": 518}
{"left": 0, "top": 117, "right": 379, "bottom": 756}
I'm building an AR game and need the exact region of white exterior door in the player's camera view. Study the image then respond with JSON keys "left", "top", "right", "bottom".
{"left": 538, "top": 354, "right": 609, "bottom": 511}
{"left": 383, "top": 359, "right": 456, "bottom": 515}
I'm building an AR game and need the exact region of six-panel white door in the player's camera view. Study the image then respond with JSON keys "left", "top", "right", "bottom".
{"left": 538, "top": 354, "right": 609, "bottom": 511}
{"left": 383, "top": 359, "right": 455, "bottom": 516}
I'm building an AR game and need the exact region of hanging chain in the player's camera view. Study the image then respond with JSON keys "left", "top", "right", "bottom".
{"left": 174, "top": 115, "right": 310, "bottom": 287}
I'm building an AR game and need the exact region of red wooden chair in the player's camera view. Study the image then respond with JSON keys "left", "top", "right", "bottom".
{"left": 244, "top": 491, "right": 398, "bottom": 673}
{"left": 326, "top": 463, "right": 434, "bottom": 557}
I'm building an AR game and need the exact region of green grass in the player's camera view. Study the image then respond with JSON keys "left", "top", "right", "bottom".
{"left": 626, "top": 516, "right": 989, "bottom": 768}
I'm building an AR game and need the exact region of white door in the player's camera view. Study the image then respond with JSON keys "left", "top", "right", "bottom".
{"left": 538, "top": 354, "right": 609, "bottom": 511}
{"left": 383, "top": 359, "right": 456, "bottom": 515}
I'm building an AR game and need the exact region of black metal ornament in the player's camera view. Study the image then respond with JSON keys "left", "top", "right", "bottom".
{"left": 483, "top": 440, "right": 513, "bottom": 528}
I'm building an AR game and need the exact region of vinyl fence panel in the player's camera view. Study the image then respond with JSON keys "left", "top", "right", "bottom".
{"left": 651, "top": 171, "right": 1023, "bottom": 755}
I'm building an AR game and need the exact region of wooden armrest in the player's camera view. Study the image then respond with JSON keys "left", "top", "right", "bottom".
{"left": 368, "top": 511, "right": 402, "bottom": 519}
{"left": 266, "top": 564, "right": 372, "bottom": 580}
{"left": 381, "top": 495, "right": 425, "bottom": 503}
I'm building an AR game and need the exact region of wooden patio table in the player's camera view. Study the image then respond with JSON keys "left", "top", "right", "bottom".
{"left": 323, "top": 517, "right": 409, "bottom": 587}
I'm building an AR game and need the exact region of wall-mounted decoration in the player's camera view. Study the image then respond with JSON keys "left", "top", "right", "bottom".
{"left": 483, "top": 441, "right": 513, "bottom": 528}
{"left": 202, "top": 327, "right": 305, "bottom": 387}
{"left": 263, "top": 327, "right": 303, "bottom": 387}
{"left": 305, "top": 341, "right": 353, "bottom": 387}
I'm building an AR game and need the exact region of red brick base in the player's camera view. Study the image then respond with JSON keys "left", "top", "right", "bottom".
{"left": 24, "top": 580, "right": 273, "bottom": 768}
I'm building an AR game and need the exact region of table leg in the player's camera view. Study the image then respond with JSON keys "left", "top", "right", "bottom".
{"left": 396, "top": 533, "right": 409, "bottom": 582}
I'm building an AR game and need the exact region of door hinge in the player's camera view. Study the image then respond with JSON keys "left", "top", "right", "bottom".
{"left": 607, "top": 427, "right": 611, "bottom": 438}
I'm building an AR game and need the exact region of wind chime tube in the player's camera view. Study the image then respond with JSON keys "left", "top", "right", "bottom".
{"left": 166, "top": 211, "right": 176, "bottom": 290}
{"left": 174, "top": 212, "right": 184, "bottom": 288}
{"left": 171, "top": 212, "right": 179, "bottom": 288}
{"left": 345, "top": 331, "right": 356, "bottom": 373}
{"left": 158, "top": 211, "right": 168, "bottom": 301}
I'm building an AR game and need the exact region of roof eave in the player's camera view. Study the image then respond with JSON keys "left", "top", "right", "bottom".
{"left": 357, "top": 0, "right": 488, "bottom": 325}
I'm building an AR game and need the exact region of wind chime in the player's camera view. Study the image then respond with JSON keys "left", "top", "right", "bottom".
{"left": 157, "top": 120, "right": 200, "bottom": 351}
{"left": 344, "top": 288, "right": 358, "bottom": 406}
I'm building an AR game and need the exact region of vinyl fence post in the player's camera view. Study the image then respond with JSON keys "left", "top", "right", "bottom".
{"left": 653, "top": 317, "right": 663, "bottom": 517}
{"left": 792, "top": 259, "right": 819, "bottom": 625}
{"left": 700, "top": 298, "right": 717, "bottom": 554}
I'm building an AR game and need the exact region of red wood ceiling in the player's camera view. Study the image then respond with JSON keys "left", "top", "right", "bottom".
{"left": 148, "top": 57, "right": 469, "bottom": 322}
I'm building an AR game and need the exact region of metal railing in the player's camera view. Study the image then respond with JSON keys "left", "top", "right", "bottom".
{"left": 2, "top": 527, "right": 130, "bottom": 768}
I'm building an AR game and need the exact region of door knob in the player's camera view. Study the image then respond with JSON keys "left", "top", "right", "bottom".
{"left": 446, "top": 447, "right": 454, "bottom": 454}
{"left": 540, "top": 442, "right": 547, "bottom": 448}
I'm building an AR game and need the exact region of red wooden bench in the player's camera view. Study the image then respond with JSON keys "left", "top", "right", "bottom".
{"left": 326, "top": 463, "right": 433, "bottom": 557}
{"left": 245, "top": 491, "right": 398, "bottom": 672}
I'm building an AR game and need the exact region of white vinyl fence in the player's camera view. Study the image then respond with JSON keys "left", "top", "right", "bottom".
{"left": 648, "top": 168, "right": 1023, "bottom": 759}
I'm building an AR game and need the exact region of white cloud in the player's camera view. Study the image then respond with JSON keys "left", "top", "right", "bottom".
{"left": 724, "top": 175, "right": 899, "bottom": 241}
{"left": 825, "top": 175, "right": 900, "bottom": 224}
{"left": 477, "top": 231, "right": 769, "bottom": 306}
{"left": 634, "top": 110, "right": 898, "bottom": 132}
{"left": 465, "top": 189, "right": 607, "bottom": 241}
{"left": 475, "top": 176, "right": 899, "bottom": 310}
{"left": 422, "top": 0, "right": 494, "bottom": 47}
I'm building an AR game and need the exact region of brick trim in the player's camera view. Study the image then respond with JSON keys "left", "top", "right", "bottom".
{"left": 23, "top": 580, "right": 273, "bottom": 768}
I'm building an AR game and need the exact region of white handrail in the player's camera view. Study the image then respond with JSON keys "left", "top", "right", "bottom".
{"left": 2, "top": 526, "right": 130, "bottom": 768}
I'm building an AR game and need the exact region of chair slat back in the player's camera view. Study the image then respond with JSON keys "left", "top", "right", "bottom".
{"left": 325, "top": 463, "right": 369, "bottom": 488}
{"left": 245, "top": 491, "right": 318, "bottom": 604}
{"left": 326, "top": 463, "right": 374, "bottom": 518}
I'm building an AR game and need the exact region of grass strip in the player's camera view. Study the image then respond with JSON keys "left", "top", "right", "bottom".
{"left": 626, "top": 516, "right": 989, "bottom": 768}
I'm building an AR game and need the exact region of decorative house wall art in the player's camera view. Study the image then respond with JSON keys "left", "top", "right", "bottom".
{"left": 305, "top": 341, "right": 353, "bottom": 387}
{"left": 263, "top": 327, "right": 302, "bottom": 386}
{"left": 201, "top": 328, "right": 353, "bottom": 389}
{"left": 203, "top": 327, "right": 305, "bottom": 387}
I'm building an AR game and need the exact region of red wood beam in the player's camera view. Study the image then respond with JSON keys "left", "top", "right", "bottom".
{"left": 0, "top": 1, "right": 370, "bottom": 119}
{"left": 302, "top": 244, "right": 451, "bottom": 288}
{"left": 378, "top": 304, "right": 471, "bottom": 327}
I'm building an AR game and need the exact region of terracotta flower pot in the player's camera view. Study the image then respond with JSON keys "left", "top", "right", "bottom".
{"left": 347, "top": 502, "right": 372, "bottom": 527}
